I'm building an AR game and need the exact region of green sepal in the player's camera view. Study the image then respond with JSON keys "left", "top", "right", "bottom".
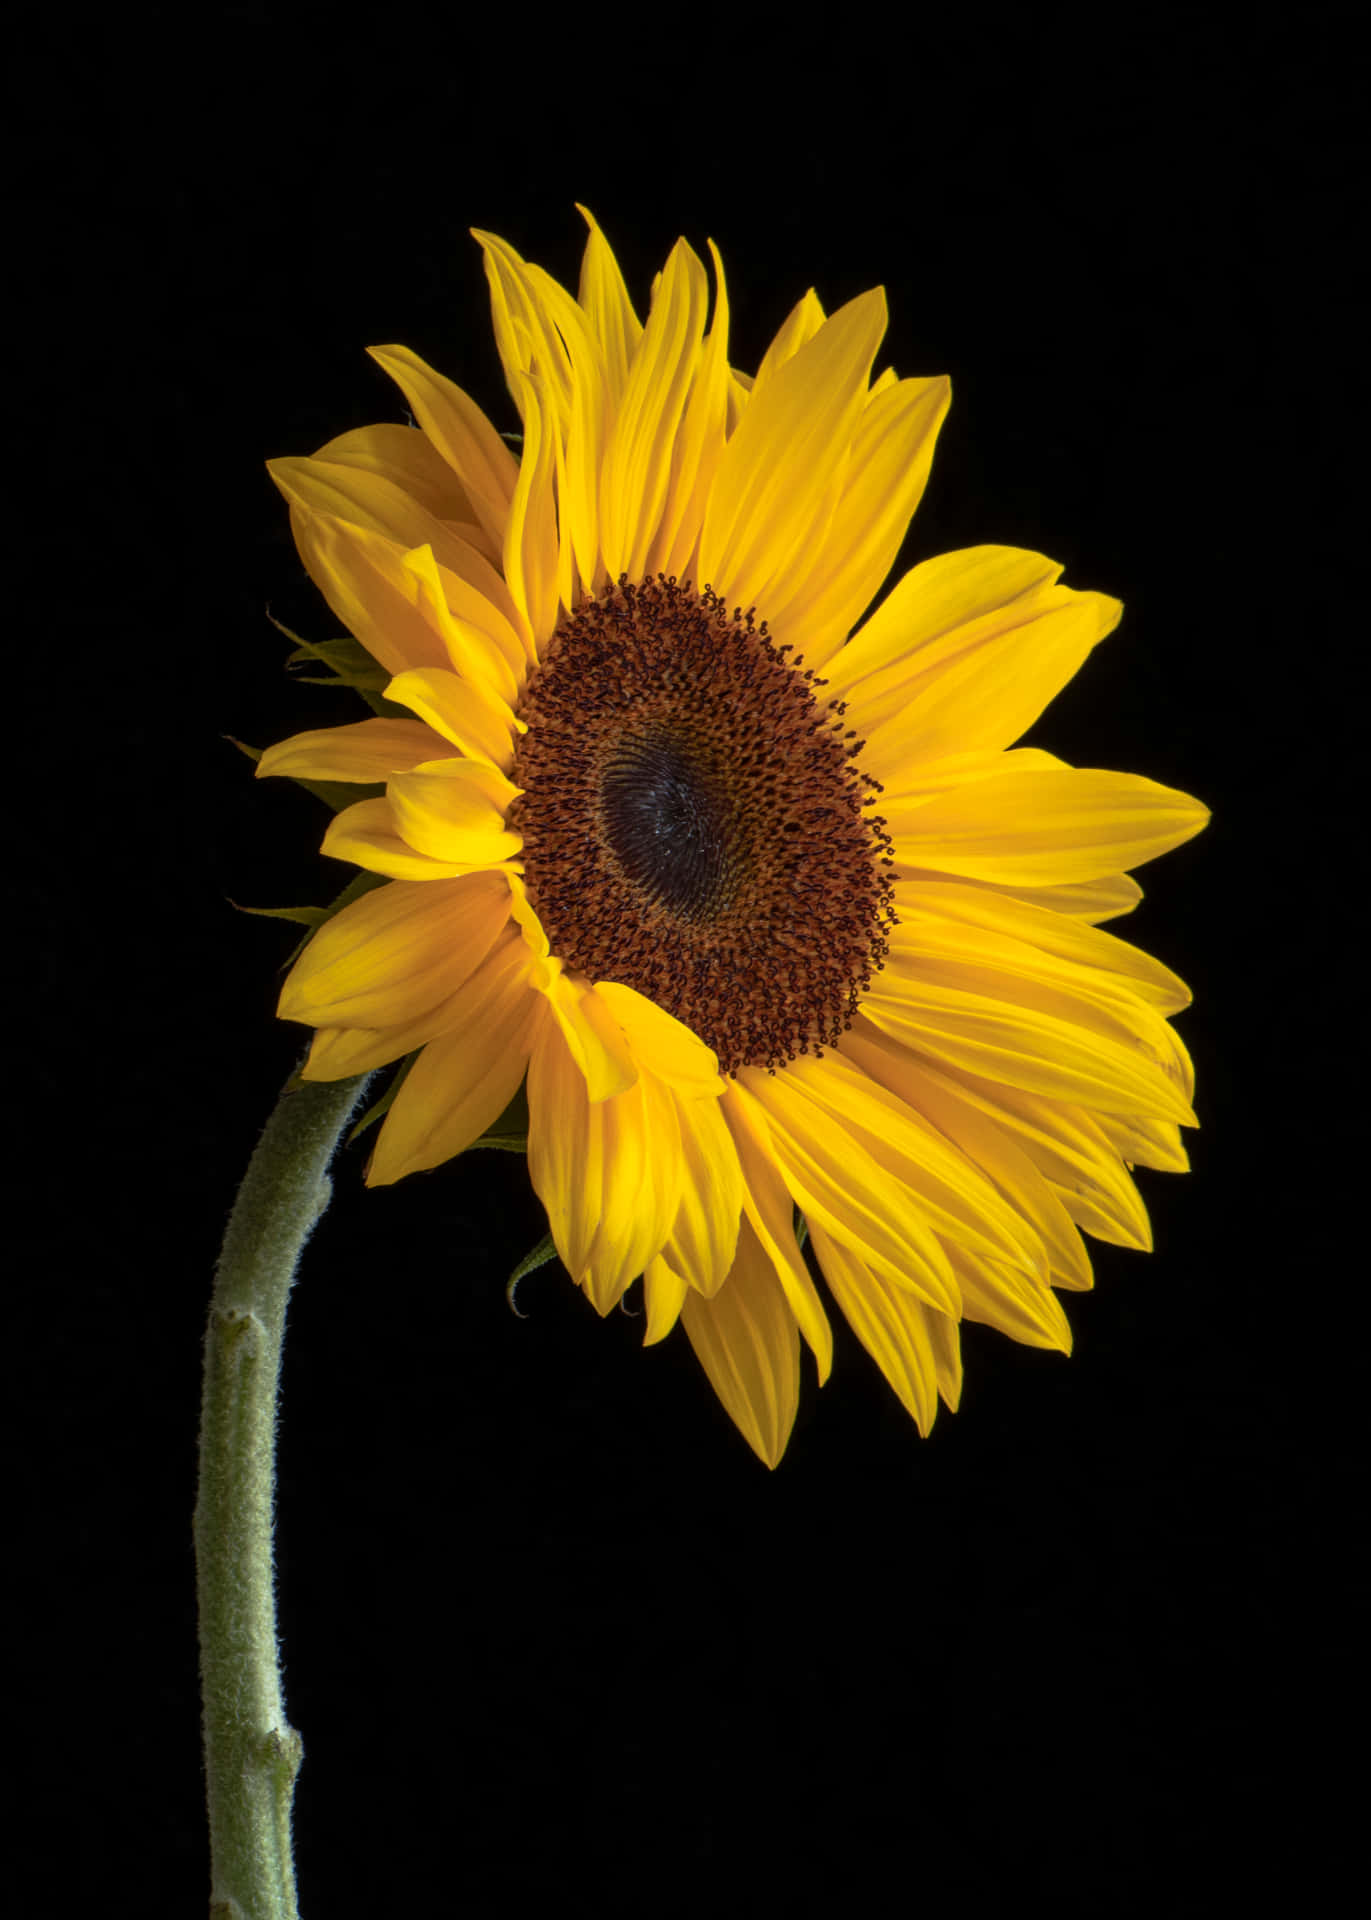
{"left": 290, "top": 775, "right": 386, "bottom": 814}
{"left": 268, "top": 613, "right": 411, "bottom": 720}
{"left": 506, "top": 1231, "right": 559, "bottom": 1316}
{"left": 230, "top": 868, "right": 389, "bottom": 970}
{"left": 317, "top": 868, "right": 390, "bottom": 920}
{"left": 228, "top": 900, "right": 330, "bottom": 930}
{"left": 270, "top": 614, "right": 387, "bottom": 690}
{"left": 356, "top": 687, "right": 414, "bottom": 719}
{"left": 224, "top": 731, "right": 385, "bottom": 813}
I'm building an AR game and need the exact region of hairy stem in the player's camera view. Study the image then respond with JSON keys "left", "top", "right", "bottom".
{"left": 195, "top": 1064, "right": 372, "bottom": 1920}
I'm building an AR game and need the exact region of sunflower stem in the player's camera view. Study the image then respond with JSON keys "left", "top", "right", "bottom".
{"left": 196, "top": 1063, "right": 372, "bottom": 1920}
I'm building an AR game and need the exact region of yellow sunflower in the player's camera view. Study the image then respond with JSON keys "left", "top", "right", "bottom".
{"left": 257, "top": 206, "right": 1208, "bottom": 1466}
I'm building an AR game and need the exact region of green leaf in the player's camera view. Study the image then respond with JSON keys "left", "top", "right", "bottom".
{"left": 506, "top": 1231, "right": 559, "bottom": 1316}
{"left": 288, "top": 775, "right": 386, "bottom": 814}
{"left": 230, "top": 869, "right": 389, "bottom": 969}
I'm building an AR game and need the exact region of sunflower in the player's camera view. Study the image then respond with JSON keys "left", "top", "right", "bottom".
{"left": 257, "top": 206, "right": 1208, "bottom": 1466}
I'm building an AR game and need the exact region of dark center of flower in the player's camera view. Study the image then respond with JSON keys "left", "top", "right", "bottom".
{"left": 509, "top": 575, "right": 896, "bottom": 1076}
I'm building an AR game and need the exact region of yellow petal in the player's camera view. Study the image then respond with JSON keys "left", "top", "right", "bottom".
{"left": 699, "top": 288, "right": 887, "bottom": 616}
{"left": 828, "top": 545, "right": 1059, "bottom": 683}
{"left": 322, "top": 797, "right": 508, "bottom": 881}
{"left": 269, "top": 452, "right": 481, "bottom": 583}
{"left": 591, "top": 981, "right": 723, "bottom": 1096}
{"left": 652, "top": 238, "right": 731, "bottom": 584}
{"left": 304, "top": 1019, "right": 422, "bottom": 1081}
{"left": 858, "top": 1030, "right": 1155, "bottom": 1254}
{"left": 476, "top": 235, "right": 611, "bottom": 614}
{"left": 766, "top": 372, "right": 951, "bottom": 670}
{"left": 929, "top": 1309, "right": 964, "bottom": 1412}
{"left": 805, "top": 1220, "right": 943, "bottom": 1435}
{"left": 869, "top": 745, "right": 1066, "bottom": 805}
{"left": 400, "top": 541, "right": 526, "bottom": 705}
{"left": 574, "top": 205, "right": 644, "bottom": 405}
{"left": 278, "top": 871, "right": 511, "bottom": 1029}
{"left": 256, "top": 717, "right": 444, "bottom": 785}
{"left": 386, "top": 757, "right": 521, "bottom": 866}
{"left": 893, "top": 877, "right": 1193, "bottom": 1013}
{"left": 840, "top": 1028, "right": 1095, "bottom": 1293}
{"left": 893, "top": 868, "right": 1145, "bottom": 925}
{"left": 1095, "top": 1112, "right": 1192, "bottom": 1174}
{"left": 780, "top": 1049, "right": 1049, "bottom": 1281}
{"left": 367, "top": 929, "right": 547, "bottom": 1184}
{"left": 862, "top": 960, "right": 1195, "bottom": 1129}
{"left": 275, "top": 496, "right": 451, "bottom": 677}
{"left": 721, "top": 1082, "right": 834, "bottom": 1382}
{"left": 272, "top": 458, "right": 526, "bottom": 689}
{"left": 866, "top": 591, "right": 1122, "bottom": 773}
{"left": 538, "top": 970, "right": 638, "bottom": 1102}
{"left": 540, "top": 271, "right": 610, "bottom": 601}
{"left": 883, "top": 765, "right": 1210, "bottom": 886}
{"left": 600, "top": 238, "right": 709, "bottom": 585}
{"left": 659, "top": 1091, "right": 743, "bottom": 1298}
{"left": 501, "top": 370, "right": 561, "bottom": 660}
{"left": 526, "top": 1015, "right": 601, "bottom": 1283}
{"left": 384, "top": 668, "right": 519, "bottom": 773}
{"left": 583, "top": 1068, "right": 683, "bottom": 1314}
{"left": 304, "top": 1025, "right": 402, "bottom": 1081}
{"left": 827, "top": 546, "right": 1120, "bottom": 767}
{"left": 503, "top": 870, "right": 552, "bottom": 964}
{"left": 681, "top": 1218, "right": 802, "bottom": 1468}
{"left": 746, "top": 289, "right": 828, "bottom": 406}
{"left": 474, "top": 229, "right": 574, "bottom": 433}
{"left": 949, "top": 1245, "right": 1075, "bottom": 1352}
{"left": 724, "top": 367, "right": 752, "bottom": 434}
{"left": 365, "top": 344, "right": 519, "bottom": 558}
{"left": 882, "top": 908, "right": 1194, "bottom": 1093}
{"left": 875, "top": 911, "right": 1195, "bottom": 1123}
{"left": 643, "top": 1254, "right": 689, "bottom": 1346}
{"left": 732, "top": 1066, "right": 964, "bottom": 1315}
{"left": 308, "top": 421, "right": 495, "bottom": 555}
{"left": 301, "top": 920, "right": 538, "bottom": 1082}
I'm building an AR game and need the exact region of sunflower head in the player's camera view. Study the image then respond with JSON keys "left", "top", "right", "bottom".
{"left": 255, "top": 207, "right": 1208, "bottom": 1466}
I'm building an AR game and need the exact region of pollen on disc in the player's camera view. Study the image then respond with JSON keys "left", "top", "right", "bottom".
{"left": 510, "top": 575, "right": 897, "bottom": 1075}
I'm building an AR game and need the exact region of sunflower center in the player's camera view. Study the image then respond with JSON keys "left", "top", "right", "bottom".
{"left": 598, "top": 727, "right": 737, "bottom": 921}
{"left": 510, "top": 575, "right": 896, "bottom": 1075}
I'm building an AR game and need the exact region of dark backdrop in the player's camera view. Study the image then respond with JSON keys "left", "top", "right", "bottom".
{"left": 22, "top": 11, "right": 1350, "bottom": 1916}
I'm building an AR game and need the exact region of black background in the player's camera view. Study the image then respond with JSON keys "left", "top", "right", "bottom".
{"left": 21, "top": 10, "right": 1353, "bottom": 1916}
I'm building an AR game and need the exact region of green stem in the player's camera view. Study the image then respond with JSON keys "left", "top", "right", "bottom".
{"left": 195, "top": 1064, "right": 372, "bottom": 1920}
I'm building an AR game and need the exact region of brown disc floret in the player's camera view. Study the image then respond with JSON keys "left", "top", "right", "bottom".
{"left": 510, "top": 575, "right": 896, "bottom": 1075}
